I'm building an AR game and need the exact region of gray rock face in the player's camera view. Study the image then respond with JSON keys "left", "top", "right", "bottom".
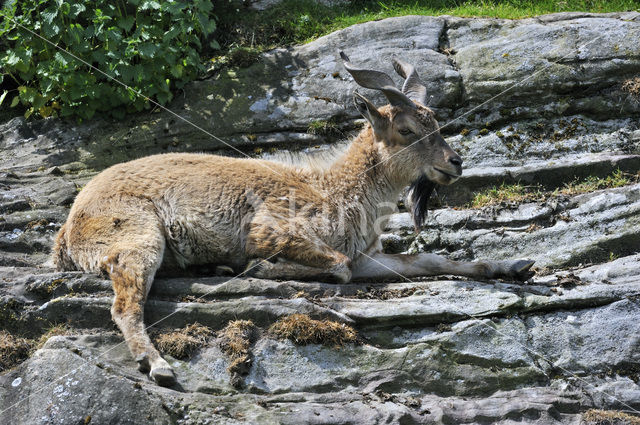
{"left": 385, "top": 183, "right": 640, "bottom": 269}
{"left": 1, "top": 12, "right": 639, "bottom": 425}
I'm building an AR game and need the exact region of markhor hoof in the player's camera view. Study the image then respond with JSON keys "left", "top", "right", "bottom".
{"left": 151, "top": 367, "right": 177, "bottom": 387}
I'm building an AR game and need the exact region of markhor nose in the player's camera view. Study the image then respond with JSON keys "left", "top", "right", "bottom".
{"left": 449, "top": 155, "right": 463, "bottom": 167}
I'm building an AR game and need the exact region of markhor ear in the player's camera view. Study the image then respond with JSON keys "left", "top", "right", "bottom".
{"left": 353, "top": 92, "right": 388, "bottom": 136}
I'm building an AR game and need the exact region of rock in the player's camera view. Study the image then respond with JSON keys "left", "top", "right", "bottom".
{"left": 1, "top": 12, "right": 640, "bottom": 425}
{"left": 0, "top": 336, "right": 175, "bottom": 424}
{"left": 450, "top": 15, "right": 640, "bottom": 119}
{"left": 2, "top": 257, "right": 640, "bottom": 423}
{"left": 386, "top": 183, "right": 640, "bottom": 269}
{"left": 438, "top": 151, "right": 640, "bottom": 205}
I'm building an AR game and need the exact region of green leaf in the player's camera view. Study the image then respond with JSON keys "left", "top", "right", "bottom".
{"left": 195, "top": 0, "right": 213, "bottom": 13}
{"left": 43, "top": 22, "right": 61, "bottom": 37}
{"left": 54, "top": 51, "right": 69, "bottom": 67}
{"left": 163, "top": 27, "right": 180, "bottom": 42}
{"left": 4, "top": 50, "right": 20, "bottom": 66}
{"left": 170, "top": 64, "right": 183, "bottom": 78}
{"left": 0, "top": 91, "right": 7, "bottom": 106}
{"left": 119, "top": 64, "right": 135, "bottom": 83}
{"left": 69, "top": 84, "right": 85, "bottom": 101}
{"left": 138, "top": 43, "right": 158, "bottom": 58}
{"left": 41, "top": 9, "right": 58, "bottom": 25}
{"left": 59, "top": 2, "right": 71, "bottom": 16}
{"left": 118, "top": 16, "right": 135, "bottom": 32}
{"left": 84, "top": 24, "right": 95, "bottom": 38}
{"left": 140, "top": 1, "right": 161, "bottom": 11}
{"left": 70, "top": 3, "right": 87, "bottom": 18}
{"left": 39, "top": 105, "right": 56, "bottom": 118}
{"left": 105, "top": 28, "right": 123, "bottom": 44}
{"left": 205, "top": 20, "right": 217, "bottom": 35}
{"left": 18, "top": 86, "right": 37, "bottom": 103}
{"left": 133, "top": 64, "right": 144, "bottom": 82}
{"left": 40, "top": 77, "right": 56, "bottom": 95}
{"left": 32, "top": 93, "right": 47, "bottom": 110}
{"left": 10, "top": 96, "right": 20, "bottom": 108}
{"left": 164, "top": 2, "right": 186, "bottom": 15}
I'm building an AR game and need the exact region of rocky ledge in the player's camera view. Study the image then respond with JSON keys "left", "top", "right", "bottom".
{"left": 1, "top": 12, "right": 639, "bottom": 425}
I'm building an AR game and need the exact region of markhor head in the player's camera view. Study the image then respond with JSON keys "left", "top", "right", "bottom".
{"left": 341, "top": 51, "right": 462, "bottom": 230}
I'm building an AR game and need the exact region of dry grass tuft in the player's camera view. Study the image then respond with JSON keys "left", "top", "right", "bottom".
{"left": 153, "top": 323, "right": 213, "bottom": 359}
{"left": 582, "top": 409, "right": 640, "bottom": 425}
{"left": 269, "top": 314, "right": 357, "bottom": 347}
{"left": 0, "top": 331, "right": 34, "bottom": 373}
{"left": 219, "top": 320, "right": 257, "bottom": 388}
{"left": 1, "top": 324, "right": 77, "bottom": 372}
{"left": 622, "top": 77, "right": 640, "bottom": 98}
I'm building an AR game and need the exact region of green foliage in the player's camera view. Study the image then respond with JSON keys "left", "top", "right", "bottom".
{"left": 0, "top": 0, "right": 217, "bottom": 120}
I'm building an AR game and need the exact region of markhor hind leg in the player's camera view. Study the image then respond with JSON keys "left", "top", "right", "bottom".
{"left": 246, "top": 238, "right": 352, "bottom": 283}
{"left": 352, "top": 252, "right": 535, "bottom": 282}
{"left": 104, "top": 234, "right": 176, "bottom": 386}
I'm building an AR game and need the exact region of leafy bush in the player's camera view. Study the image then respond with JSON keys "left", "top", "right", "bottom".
{"left": 0, "top": 0, "right": 217, "bottom": 120}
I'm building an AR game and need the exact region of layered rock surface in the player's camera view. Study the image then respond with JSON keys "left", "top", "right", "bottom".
{"left": 1, "top": 12, "right": 639, "bottom": 425}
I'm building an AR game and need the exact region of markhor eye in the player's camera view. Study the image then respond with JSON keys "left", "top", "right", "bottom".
{"left": 399, "top": 128, "right": 413, "bottom": 136}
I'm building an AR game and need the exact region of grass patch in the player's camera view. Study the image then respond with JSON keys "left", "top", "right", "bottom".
{"left": 152, "top": 323, "right": 213, "bottom": 360}
{"left": 0, "top": 331, "right": 34, "bottom": 373}
{"left": 555, "top": 169, "right": 631, "bottom": 195}
{"left": 219, "top": 320, "right": 257, "bottom": 388}
{"left": 471, "top": 183, "right": 544, "bottom": 207}
{"left": 582, "top": 409, "right": 640, "bottom": 425}
{"left": 307, "top": 119, "right": 341, "bottom": 136}
{"left": 215, "top": 0, "right": 639, "bottom": 51}
{"left": 470, "top": 170, "right": 638, "bottom": 208}
{"left": 269, "top": 314, "right": 357, "bottom": 347}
